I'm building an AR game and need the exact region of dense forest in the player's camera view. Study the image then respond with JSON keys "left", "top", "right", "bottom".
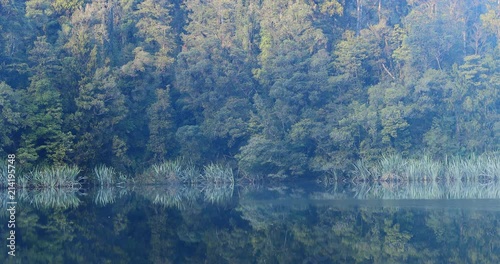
{"left": 0, "top": 0, "right": 498, "bottom": 178}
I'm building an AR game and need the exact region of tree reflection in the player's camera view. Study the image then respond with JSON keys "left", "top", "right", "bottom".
{"left": 0, "top": 184, "right": 499, "bottom": 263}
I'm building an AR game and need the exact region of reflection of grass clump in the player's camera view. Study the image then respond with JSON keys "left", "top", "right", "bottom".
{"left": 203, "top": 184, "right": 234, "bottom": 205}
{"left": 95, "top": 187, "right": 130, "bottom": 206}
{"left": 141, "top": 185, "right": 200, "bottom": 209}
{"left": 353, "top": 181, "right": 500, "bottom": 200}
{"left": 9, "top": 188, "right": 81, "bottom": 209}
{"left": 30, "top": 188, "right": 81, "bottom": 209}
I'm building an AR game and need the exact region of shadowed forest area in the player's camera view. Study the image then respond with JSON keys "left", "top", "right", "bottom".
{"left": 0, "top": 0, "right": 498, "bottom": 179}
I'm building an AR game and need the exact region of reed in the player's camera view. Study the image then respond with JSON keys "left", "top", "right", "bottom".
{"left": 17, "top": 173, "right": 31, "bottom": 189}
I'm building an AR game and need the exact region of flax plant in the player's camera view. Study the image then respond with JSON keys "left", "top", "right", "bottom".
{"left": 202, "top": 163, "right": 234, "bottom": 184}
{"left": 94, "top": 165, "right": 130, "bottom": 186}
{"left": 353, "top": 153, "right": 499, "bottom": 183}
{"left": 152, "top": 159, "right": 184, "bottom": 182}
{"left": 378, "top": 154, "right": 406, "bottom": 181}
{"left": 403, "top": 155, "right": 443, "bottom": 182}
{"left": 29, "top": 165, "right": 82, "bottom": 188}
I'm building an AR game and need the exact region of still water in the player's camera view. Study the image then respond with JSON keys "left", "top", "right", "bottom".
{"left": 1, "top": 182, "right": 500, "bottom": 263}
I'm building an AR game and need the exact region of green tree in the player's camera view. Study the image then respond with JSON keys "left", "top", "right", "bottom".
{"left": 147, "top": 86, "right": 175, "bottom": 162}
{"left": 241, "top": 0, "right": 332, "bottom": 176}
{"left": 18, "top": 78, "right": 72, "bottom": 166}
{"left": 15, "top": 36, "right": 72, "bottom": 167}
{"left": 70, "top": 67, "right": 127, "bottom": 167}
{"left": 175, "top": 0, "right": 257, "bottom": 162}
{"left": 0, "top": 82, "right": 21, "bottom": 156}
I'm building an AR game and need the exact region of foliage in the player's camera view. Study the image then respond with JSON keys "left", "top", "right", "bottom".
{"left": 0, "top": 0, "right": 498, "bottom": 180}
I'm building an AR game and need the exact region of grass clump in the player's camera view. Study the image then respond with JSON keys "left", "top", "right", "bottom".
{"left": 444, "top": 154, "right": 500, "bottom": 182}
{"left": 202, "top": 163, "right": 234, "bottom": 185}
{"left": 152, "top": 159, "right": 185, "bottom": 183}
{"left": 403, "top": 155, "right": 443, "bottom": 182}
{"left": 94, "top": 165, "right": 130, "bottom": 186}
{"left": 28, "top": 165, "right": 82, "bottom": 188}
{"left": 140, "top": 159, "right": 200, "bottom": 184}
{"left": 141, "top": 159, "right": 235, "bottom": 185}
{"left": 353, "top": 153, "right": 499, "bottom": 183}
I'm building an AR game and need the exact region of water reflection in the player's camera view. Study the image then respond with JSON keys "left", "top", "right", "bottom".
{"left": 0, "top": 183, "right": 499, "bottom": 263}
{"left": 351, "top": 181, "right": 500, "bottom": 200}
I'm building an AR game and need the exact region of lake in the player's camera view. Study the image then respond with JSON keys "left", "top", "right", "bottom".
{"left": 1, "top": 181, "right": 500, "bottom": 263}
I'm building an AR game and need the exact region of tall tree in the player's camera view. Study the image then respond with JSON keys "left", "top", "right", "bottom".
{"left": 70, "top": 66, "right": 127, "bottom": 167}
{"left": 239, "top": 0, "right": 333, "bottom": 176}
{"left": 175, "top": 0, "right": 257, "bottom": 162}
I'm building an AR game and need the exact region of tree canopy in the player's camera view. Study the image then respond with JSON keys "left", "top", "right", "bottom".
{"left": 0, "top": 0, "right": 498, "bottom": 178}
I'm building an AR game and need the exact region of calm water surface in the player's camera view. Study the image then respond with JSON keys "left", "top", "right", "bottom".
{"left": 1, "top": 182, "right": 500, "bottom": 263}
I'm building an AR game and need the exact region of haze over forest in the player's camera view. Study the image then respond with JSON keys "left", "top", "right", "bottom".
{"left": 0, "top": 0, "right": 498, "bottom": 177}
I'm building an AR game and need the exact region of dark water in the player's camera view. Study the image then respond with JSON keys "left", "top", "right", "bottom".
{"left": 1, "top": 182, "right": 500, "bottom": 263}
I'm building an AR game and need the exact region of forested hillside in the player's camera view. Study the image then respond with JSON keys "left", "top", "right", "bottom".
{"left": 0, "top": 0, "right": 498, "bottom": 177}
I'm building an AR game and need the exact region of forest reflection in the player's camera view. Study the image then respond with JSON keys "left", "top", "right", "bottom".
{"left": 2, "top": 181, "right": 500, "bottom": 210}
{"left": 0, "top": 183, "right": 500, "bottom": 263}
